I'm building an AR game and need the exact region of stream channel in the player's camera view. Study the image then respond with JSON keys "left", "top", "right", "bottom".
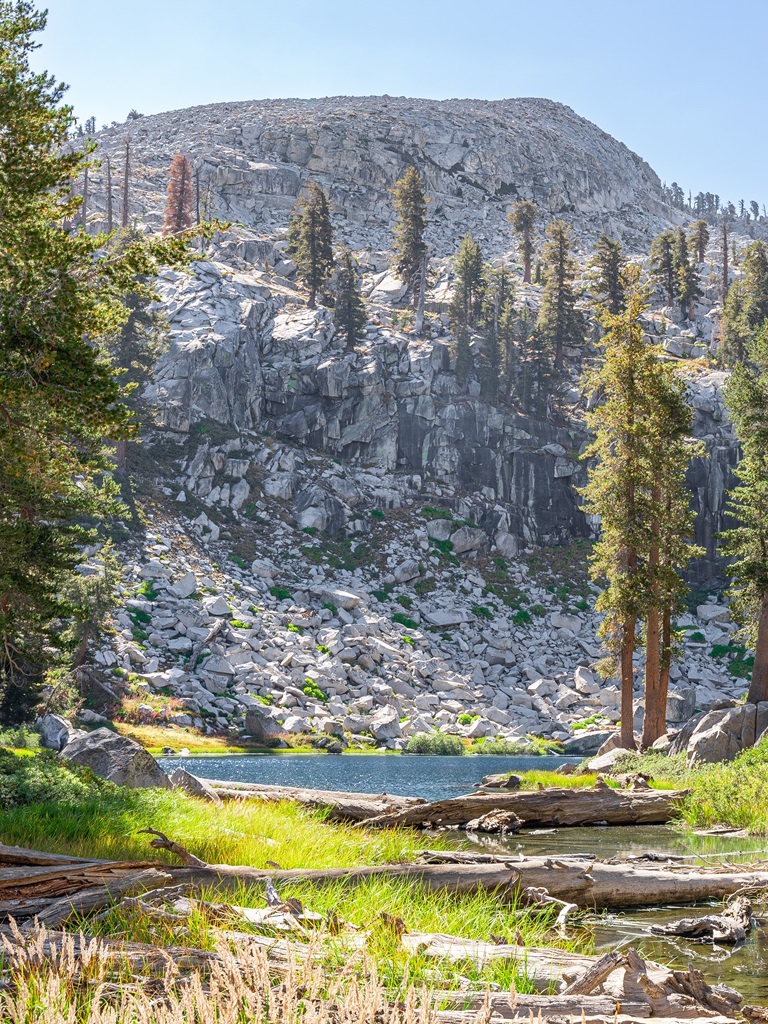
{"left": 159, "top": 752, "right": 768, "bottom": 1003}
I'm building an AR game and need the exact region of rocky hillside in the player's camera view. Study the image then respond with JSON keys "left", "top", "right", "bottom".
{"left": 87, "top": 96, "right": 676, "bottom": 253}
{"left": 61, "top": 96, "right": 755, "bottom": 752}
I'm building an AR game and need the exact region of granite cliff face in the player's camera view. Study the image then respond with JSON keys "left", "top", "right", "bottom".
{"left": 89, "top": 96, "right": 674, "bottom": 253}
{"left": 83, "top": 96, "right": 732, "bottom": 578}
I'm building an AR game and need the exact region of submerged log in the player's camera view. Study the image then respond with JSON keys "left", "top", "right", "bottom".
{"left": 195, "top": 776, "right": 425, "bottom": 822}
{"left": 362, "top": 786, "right": 689, "bottom": 828}
{"left": 649, "top": 894, "right": 753, "bottom": 944}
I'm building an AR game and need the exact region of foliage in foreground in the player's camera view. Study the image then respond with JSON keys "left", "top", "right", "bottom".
{"left": 405, "top": 733, "right": 465, "bottom": 755}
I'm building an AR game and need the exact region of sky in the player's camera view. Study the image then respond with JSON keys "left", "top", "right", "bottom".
{"left": 33, "top": 0, "right": 765, "bottom": 206}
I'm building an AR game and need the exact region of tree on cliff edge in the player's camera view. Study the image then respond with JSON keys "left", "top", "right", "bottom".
{"left": 509, "top": 201, "right": 537, "bottom": 284}
{"left": 162, "top": 153, "right": 194, "bottom": 236}
{"left": 334, "top": 247, "right": 367, "bottom": 348}
{"left": 537, "top": 220, "right": 582, "bottom": 370}
{"left": 722, "top": 323, "right": 768, "bottom": 703}
{"left": 287, "top": 181, "right": 334, "bottom": 308}
{"left": 391, "top": 167, "right": 428, "bottom": 304}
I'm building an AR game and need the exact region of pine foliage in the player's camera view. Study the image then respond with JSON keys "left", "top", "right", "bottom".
{"left": 0, "top": 1, "right": 187, "bottom": 721}
{"left": 721, "top": 324, "right": 768, "bottom": 702}
{"left": 162, "top": 153, "right": 194, "bottom": 236}
{"left": 588, "top": 234, "right": 626, "bottom": 314}
{"left": 391, "top": 167, "right": 428, "bottom": 300}
{"left": 509, "top": 201, "right": 537, "bottom": 283}
{"left": 287, "top": 181, "right": 334, "bottom": 308}
{"left": 334, "top": 247, "right": 367, "bottom": 348}
{"left": 536, "top": 220, "right": 583, "bottom": 370}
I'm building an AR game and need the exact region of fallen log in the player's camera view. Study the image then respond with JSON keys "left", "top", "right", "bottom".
{"left": 649, "top": 894, "right": 753, "bottom": 944}
{"left": 434, "top": 993, "right": 652, "bottom": 1019}
{"left": 194, "top": 776, "right": 426, "bottom": 822}
{"left": 162, "top": 852, "right": 768, "bottom": 910}
{"left": 362, "top": 786, "right": 689, "bottom": 828}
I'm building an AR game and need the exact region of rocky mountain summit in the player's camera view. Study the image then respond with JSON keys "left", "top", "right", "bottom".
{"left": 88, "top": 96, "right": 675, "bottom": 253}
{"left": 60, "top": 96, "right": 755, "bottom": 755}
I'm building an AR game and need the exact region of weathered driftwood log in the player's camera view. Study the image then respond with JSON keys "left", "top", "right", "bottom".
{"left": 163, "top": 853, "right": 768, "bottom": 910}
{"left": 650, "top": 894, "right": 753, "bottom": 944}
{"left": 196, "top": 776, "right": 426, "bottom": 822}
{"left": 361, "top": 786, "right": 688, "bottom": 828}
{"left": 434, "top": 993, "right": 652, "bottom": 1019}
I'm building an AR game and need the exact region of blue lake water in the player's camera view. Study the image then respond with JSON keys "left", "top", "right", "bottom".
{"left": 157, "top": 752, "right": 581, "bottom": 801}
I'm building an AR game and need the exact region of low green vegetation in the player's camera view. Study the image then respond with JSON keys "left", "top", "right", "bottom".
{"left": 405, "top": 733, "right": 465, "bottom": 755}
{"left": 302, "top": 679, "right": 329, "bottom": 702}
{"left": 391, "top": 612, "right": 418, "bottom": 629}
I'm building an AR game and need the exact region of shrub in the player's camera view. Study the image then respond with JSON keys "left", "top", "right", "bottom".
{"left": 396, "top": 595, "right": 413, "bottom": 609}
{"left": 371, "top": 508, "right": 384, "bottom": 520}
{"left": 529, "top": 604, "right": 546, "bottom": 617}
{"left": 420, "top": 505, "right": 452, "bottom": 520}
{"left": 316, "top": 644, "right": 331, "bottom": 655}
{"left": 269, "top": 585, "right": 293, "bottom": 602}
{"left": 457, "top": 713, "right": 472, "bottom": 725}
{"left": 229, "top": 554, "right": 248, "bottom": 570}
{"left": 230, "top": 619, "right": 250, "bottom": 629}
{"left": 136, "top": 580, "right": 158, "bottom": 601}
{"left": 302, "top": 680, "right": 328, "bottom": 702}
{"left": 322, "top": 601, "right": 338, "bottom": 617}
{"left": 287, "top": 623, "right": 303, "bottom": 634}
{"left": 471, "top": 604, "right": 493, "bottom": 620}
{"left": 392, "top": 612, "right": 418, "bottom": 630}
{"left": 372, "top": 590, "right": 388, "bottom": 602}
{"left": 0, "top": 749, "right": 113, "bottom": 810}
{"left": 406, "top": 733, "right": 465, "bottom": 755}
{"left": 512, "top": 609, "right": 531, "bottom": 626}
{"left": 432, "top": 539, "right": 453, "bottom": 554}
{"left": 688, "top": 631, "right": 705, "bottom": 643}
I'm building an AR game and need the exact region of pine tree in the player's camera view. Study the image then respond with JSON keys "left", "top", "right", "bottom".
{"left": 449, "top": 234, "right": 485, "bottom": 389}
{"left": 581, "top": 271, "right": 694, "bottom": 749}
{"left": 689, "top": 219, "right": 710, "bottom": 264}
{"left": 0, "top": 1, "right": 187, "bottom": 721}
{"left": 588, "top": 233, "right": 626, "bottom": 314}
{"left": 162, "top": 152, "right": 195, "bottom": 236}
{"left": 449, "top": 234, "right": 485, "bottom": 331}
{"left": 479, "top": 264, "right": 513, "bottom": 402}
{"left": 721, "top": 240, "right": 768, "bottom": 365}
{"left": 536, "top": 220, "right": 582, "bottom": 370}
{"left": 640, "top": 375, "right": 703, "bottom": 747}
{"left": 391, "top": 167, "right": 428, "bottom": 303}
{"left": 287, "top": 181, "right": 334, "bottom": 308}
{"left": 120, "top": 138, "right": 130, "bottom": 227}
{"left": 509, "top": 200, "right": 537, "bottom": 284}
{"left": 649, "top": 229, "right": 677, "bottom": 306}
{"left": 673, "top": 227, "right": 701, "bottom": 321}
{"left": 334, "top": 247, "right": 367, "bottom": 349}
{"left": 105, "top": 155, "right": 113, "bottom": 233}
{"left": 721, "top": 220, "right": 729, "bottom": 307}
{"left": 721, "top": 323, "right": 768, "bottom": 703}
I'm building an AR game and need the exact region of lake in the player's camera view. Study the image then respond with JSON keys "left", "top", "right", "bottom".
{"left": 157, "top": 752, "right": 581, "bottom": 801}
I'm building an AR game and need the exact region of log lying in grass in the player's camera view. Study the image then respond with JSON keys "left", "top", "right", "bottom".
{"left": 163, "top": 851, "right": 768, "bottom": 910}
{"left": 361, "top": 786, "right": 689, "bottom": 828}
{"left": 194, "top": 776, "right": 426, "bottom": 822}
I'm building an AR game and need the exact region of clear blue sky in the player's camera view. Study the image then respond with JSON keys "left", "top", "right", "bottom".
{"left": 33, "top": 0, "right": 764, "bottom": 205}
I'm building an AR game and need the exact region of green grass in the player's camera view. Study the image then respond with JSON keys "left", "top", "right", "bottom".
{"left": 392, "top": 612, "right": 418, "bottom": 629}
{"left": 0, "top": 749, "right": 589, "bottom": 995}
{"left": 470, "top": 736, "right": 563, "bottom": 756}
{"left": 405, "top": 733, "right": 465, "bottom": 755}
{"left": 680, "top": 737, "right": 768, "bottom": 833}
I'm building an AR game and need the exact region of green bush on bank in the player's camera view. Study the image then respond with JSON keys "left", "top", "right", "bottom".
{"left": 405, "top": 733, "right": 465, "bottom": 755}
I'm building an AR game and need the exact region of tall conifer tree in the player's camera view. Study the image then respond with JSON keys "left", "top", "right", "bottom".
{"left": 334, "top": 247, "right": 366, "bottom": 349}
{"left": 588, "top": 234, "right": 626, "bottom": 314}
{"left": 162, "top": 153, "right": 195, "bottom": 236}
{"left": 391, "top": 167, "right": 428, "bottom": 303}
{"left": 287, "top": 181, "right": 334, "bottom": 308}
{"left": 509, "top": 200, "right": 537, "bottom": 284}
{"left": 537, "top": 220, "right": 582, "bottom": 370}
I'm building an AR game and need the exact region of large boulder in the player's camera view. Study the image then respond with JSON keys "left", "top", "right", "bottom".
{"left": 686, "top": 702, "right": 768, "bottom": 766}
{"left": 368, "top": 705, "right": 403, "bottom": 742}
{"left": 168, "top": 767, "right": 221, "bottom": 803}
{"left": 562, "top": 729, "right": 615, "bottom": 756}
{"left": 60, "top": 729, "right": 171, "bottom": 788}
{"left": 666, "top": 686, "right": 697, "bottom": 725}
{"left": 37, "top": 713, "right": 85, "bottom": 751}
{"left": 244, "top": 707, "right": 285, "bottom": 742}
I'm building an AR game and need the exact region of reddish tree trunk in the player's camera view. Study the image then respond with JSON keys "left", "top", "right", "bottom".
{"left": 620, "top": 616, "right": 637, "bottom": 749}
{"left": 747, "top": 592, "right": 768, "bottom": 704}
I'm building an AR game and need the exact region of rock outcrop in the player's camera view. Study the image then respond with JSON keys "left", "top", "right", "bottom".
{"left": 60, "top": 729, "right": 171, "bottom": 789}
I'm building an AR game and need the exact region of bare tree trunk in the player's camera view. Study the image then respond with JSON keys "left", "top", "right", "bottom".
{"left": 747, "top": 591, "right": 768, "bottom": 704}
{"left": 620, "top": 615, "right": 637, "bottom": 749}
{"left": 414, "top": 255, "right": 427, "bottom": 336}
{"left": 642, "top": 503, "right": 663, "bottom": 749}
{"left": 81, "top": 165, "right": 88, "bottom": 232}
{"left": 105, "top": 157, "right": 113, "bottom": 233}
{"left": 115, "top": 439, "right": 127, "bottom": 474}
{"left": 121, "top": 140, "right": 130, "bottom": 228}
